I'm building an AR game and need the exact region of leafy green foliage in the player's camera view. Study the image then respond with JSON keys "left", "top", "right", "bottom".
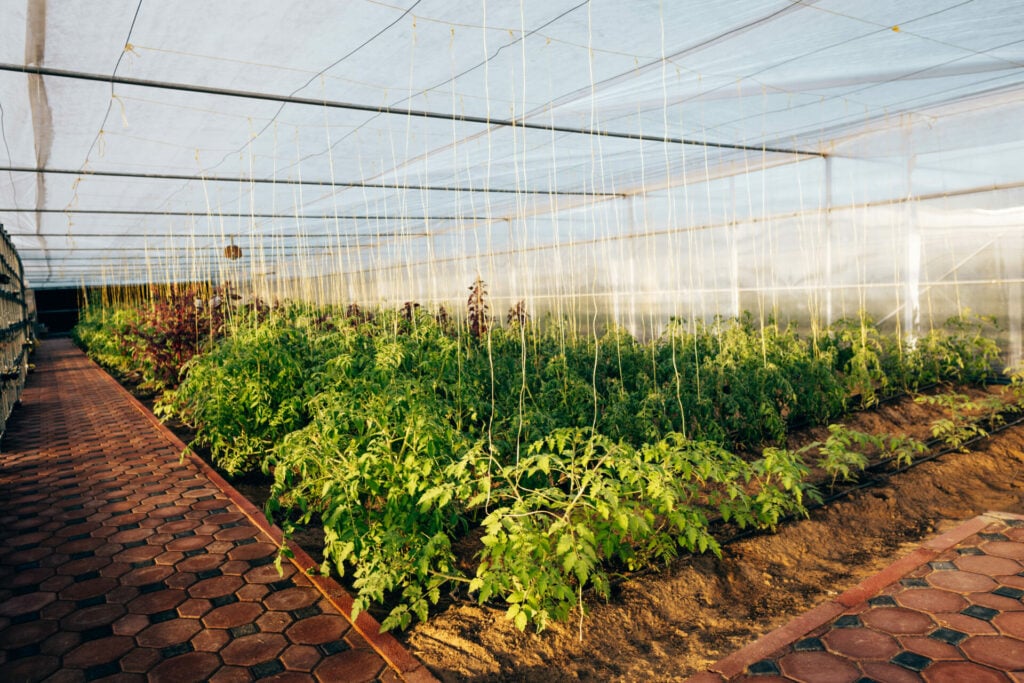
{"left": 75, "top": 293, "right": 1011, "bottom": 634}
{"left": 266, "top": 345, "right": 482, "bottom": 631}
{"left": 909, "top": 314, "right": 1001, "bottom": 387}
{"left": 471, "top": 429, "right": 816, "bottom": 632}
{"left": 72, "top": 301, "right": 141, "bottom": 378}
{"left": 815, "top": 424, "right": 881, "bottom": 485}
{"left": 915, "top": 392, "right": 992, "bottom": 452}
{"left": 158, "top": 311, "right": 337, "bottom": 476}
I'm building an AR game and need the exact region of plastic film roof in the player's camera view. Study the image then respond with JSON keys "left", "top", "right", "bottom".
{"left": 0, "top": 0, "right": 1022, "bottom": 337}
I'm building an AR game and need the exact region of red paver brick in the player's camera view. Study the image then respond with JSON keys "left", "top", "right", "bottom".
{"left": 0, "top": 617, "right": 58, "bottom": 647}
{"left": 164, "top": 572, "right": 198, "bottom": 590}
{"left": 63, "top": 635, "right": 134, "bottom": 667}
{"left": 165, "top": 535, "right": 215, "bottom": 552}
{"left": 928, "top": 569, "right": 999, "bottom": 593}
{"left": 188, "top": 574, "right": 243, "bottom": 599}
{"left": 0, "top": 590, "right": 56, "bottom": 616}
{"left": 859, "top": 661, "right": 923, "bottom": 683}
{"left": 257, "top": 610, "right": 294, "bottom": 632}
{"left": 174, "top": 553, "right": 226, "bottom": 574}
{"left": 137, "top": 617, "right": 203, "bottom": 648}
{"left": 127, "top": 588, "right": 187, "bottom": 615}
{"left": 113, "top": 613, "right": 150, "bottom": 636}
{"left": 900, "top": 634, "right": 964, "bottom": 660}
{"left": 235, "top": 583, "right": 270, "bottom": 601}
{"left": 993, "top": 610, "right": 1024, "bottom": 635}
{"left": 207, "top": 666, "right": 252, "bottom": 683}
{"left": 924, "top": 660, "right": 1013, "bottom": 682}
{"left": 286, "top": 613, "right": 349, "bottom": 645}
{"left": 226, "top": 541, "right": 278, "bottom": 562}
{"left": 220, "top": 632, "right": 287, "bottom": 666}
{"left": 120, "top": 563, "right": 174, "bottom": 586}
{"left": 202, "top": 600, "right": 264, "bottom": 629}
{"left": 935, "top": 610, "right": 1000, "bottom": 634}
{"left": 821, "top": 626, "right": 900, "bottom": 659}
{"left": 955, "top": 554, "right": 1023, "bottom": 577}
{"left": 696, "top": 515, "right": 1024, "bottom": 681}
{"left": 281, "top": 643, "right": 322, "bottom": 671}
{"left": 41, "top": 629, "right": 81, "bottom": 656}
{"left": 146, "top": 651, "right": 221, "bottom": 682}
{"left": 60, "top": 602, "right": 125, "bottom": 630}
{"left": 0, "top": 341, "right": 425, "bottom": 683}
{"left": 177, "top": 597, "right": 212, "bottom": 618}
{"left": 264, "top": 589, "right": 315, "bottom": 614}
{"left": 968, "top": 591, "right": 1024, "bottom": 612}
{"left": 2, "top": 654, "right": 60, "bottom": 681}
{"left": 860, "top": 606, "right": 935, "bottom": 634}
{"left": 191, "top": 627, "right": 231, "bottom": 652}
{"left": 244, "top": 563, "right": 296, "bottom": 584}
{"left": 39, "top": 574, "right": 75, "bottom": 592}
{"left": 961, "top": 635, "right": 1024, "bottom": 670}
{"left": 896, "top": 587, "right": 968, "bottom": 613}
{"left": 977, "top": 541, "right": 1024, "bottom": 560}
{"left": 314, "top": 648, "right": 386, "bottom": 683}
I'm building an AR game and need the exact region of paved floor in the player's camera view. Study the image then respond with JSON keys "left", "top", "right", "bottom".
{"left": 0, "top": 339, "right": 435, "bottom": 682}
{"left": 690, "top": 512, "right": 1024, "bottom": 682}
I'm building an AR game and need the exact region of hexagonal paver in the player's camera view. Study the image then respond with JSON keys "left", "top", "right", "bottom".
{"left": 286, "top": 614, "right": 349, "bottom": 645}
{"left": 63, "top": 635, "right": 135, "bottom": 668}
{"left": 954, "top": 555, "right": 1022, "bottom": 577}
{"left": 314, "top": 649, "right": 386, "bottom": 683}
{"left": 127, "top": 589, "right": 187, "bottom": 615}
{"left": 928, "top": 570, "right": 998, "bottom": 593}
{"left": 191, "top": 627, "right": 231, "bottom": 652}
{"left": 264, "top": 587, "right": 317, "bottom": 612}
{"left": 281, "top": 644, "right": 322, "bottom": 672}
{"left": 59, "top": 602, "right": 125, "bottom": 631}
{"left": 188, "top": 575, "right": 244, "bottom": 600}
{"left": 896, "top": 588, "right": 968, "bottom": 613}
{"left": 859, "top": 661, "right": 922, "bottom": 683}
{"left": 220, "top": 632, "right": 287, "bottom": 666}
{"left": 256, "top": 610, "right": 293, "bottom": 633}
{"left": 860, "top": 606, "right": 935, "bottom": 635}
{"left": 202, "top": 601, "right": 263, "bottom": 629}
{"left": 923, "top": 660, "right": 1013, "bottom": 682}
{"left": 146, "top": 651, "right": 220, "bottom": 681}
{"left": 821, "top": 626, "right": 900, "bottom": 660}
{"left": 695, "top": 515, "right": 1024, "bottom": 681}
{"left": 0, "top": 340, "right": 409, "bottom": 683}
{"left": 959, "top": 635, "right": 1024, "bottom": 670}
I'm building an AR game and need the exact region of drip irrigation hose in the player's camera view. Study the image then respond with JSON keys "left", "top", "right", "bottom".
{"left": 603, "top": 390, "right": 1024, "bottom": 589}
{"left": 719, "top": 407, "right": 1024, "bottom": 549}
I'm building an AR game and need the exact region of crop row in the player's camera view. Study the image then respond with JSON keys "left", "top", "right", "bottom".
{"left": 73, "top": 287, "right": 1019, "bottom": 631}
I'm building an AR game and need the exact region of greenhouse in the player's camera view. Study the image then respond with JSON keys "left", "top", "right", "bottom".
{"left": 1, "top": 1, "right": 1024, "bottom": 680}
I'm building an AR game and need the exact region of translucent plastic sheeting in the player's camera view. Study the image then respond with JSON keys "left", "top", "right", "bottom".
{"left": 0, "top": 0, "right": 1022, "bottom": 355}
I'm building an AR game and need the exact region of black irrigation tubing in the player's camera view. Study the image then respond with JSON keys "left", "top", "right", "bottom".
{"left": 784, "top": 377, "right": 1011, "bottom": 433}
{"left": 717, "top": 407, "right": 1024, "bottom": 550}
{"left": 603, "top": 387, "right": 1023, "bottom": 589}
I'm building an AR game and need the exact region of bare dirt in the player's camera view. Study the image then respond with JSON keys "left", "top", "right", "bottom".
{"left": 401, "top": 390, "right": 1024, "bottom": 682}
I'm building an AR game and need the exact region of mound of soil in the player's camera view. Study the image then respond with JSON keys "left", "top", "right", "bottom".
{"left": 402, "top": 392, "right": 1024, "bottom": 682}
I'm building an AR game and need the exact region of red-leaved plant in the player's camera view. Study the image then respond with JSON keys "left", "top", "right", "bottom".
{"left": 124, "top": 284, "right": 266, "bottom": 389}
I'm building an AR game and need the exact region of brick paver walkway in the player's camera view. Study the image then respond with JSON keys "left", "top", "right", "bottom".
{"left": 0, "top": 339, "right": 435, "bottom": 682}
{"left": 690, "top": 511, "right": 1024, "bottom": 682}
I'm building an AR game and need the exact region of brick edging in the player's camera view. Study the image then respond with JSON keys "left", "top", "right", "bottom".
{"left": 691, "top": 511, "right": 1024, "bottom": 681}
{"left": 84, "top": 354, "right": 438, "bottom": 683}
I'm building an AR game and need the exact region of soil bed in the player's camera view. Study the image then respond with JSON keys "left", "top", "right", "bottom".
{"left": 403, "top": 389, "right": 1024, "bottom": 682}
{"left": 128, "top": 370, "right": 1024, "bottom": 681}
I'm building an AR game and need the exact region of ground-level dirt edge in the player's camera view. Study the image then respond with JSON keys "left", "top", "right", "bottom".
{"left": 404, "top": 410, "right": 1024, "bottom": 682}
